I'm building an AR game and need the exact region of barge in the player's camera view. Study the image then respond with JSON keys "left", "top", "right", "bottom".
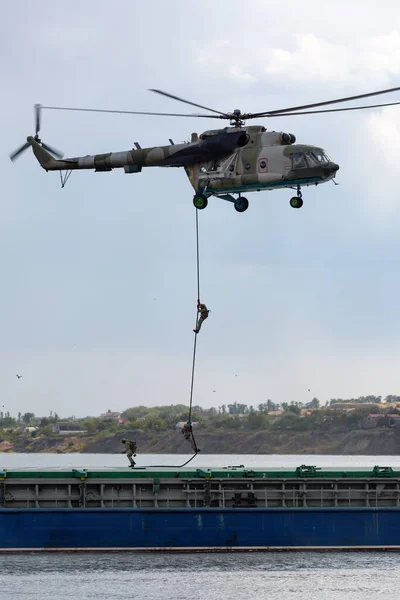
{"left": 1, "top": 464, "right": 400, "bottom": 551}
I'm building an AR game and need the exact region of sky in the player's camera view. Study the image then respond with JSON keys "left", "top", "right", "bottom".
{"left": 2, "top": 0, "right": 400, "bottom": 418}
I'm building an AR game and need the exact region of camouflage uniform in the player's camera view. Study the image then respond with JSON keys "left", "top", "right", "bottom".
{"left": 121, "top": 439, "right": 137, "bottom": 467}
{"left": 181, "top": 422, "right": 197, "bottom": 452}
{"left": 193, "top": 303, "right": 209, "bottom": 334}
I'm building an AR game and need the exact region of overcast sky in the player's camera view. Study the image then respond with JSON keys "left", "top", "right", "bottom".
{"left": 2, "top": 0, "right": 400, "bottom": 418}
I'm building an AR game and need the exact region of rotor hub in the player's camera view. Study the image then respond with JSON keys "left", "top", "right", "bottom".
{"left": 229, "top": 110, "right": 245, "bottom": 127}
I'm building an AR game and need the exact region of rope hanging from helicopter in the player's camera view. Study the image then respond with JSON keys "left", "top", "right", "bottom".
{"left": 138, "top": 208, "right": 201, "bottom": 469}
{"left": 186, "top": 207, "right": 201, "bottom": 455}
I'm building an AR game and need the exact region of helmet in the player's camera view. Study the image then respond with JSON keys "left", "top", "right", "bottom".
{"left": 121, "top": 439, "right": 126, "bottom": 444}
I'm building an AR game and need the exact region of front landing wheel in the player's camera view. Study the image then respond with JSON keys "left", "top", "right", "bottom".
{"left": 290, "top": 196, "right": 303, "bottom": 209}
{"left": 193, "top": 194, "right": 208, "bottom": 210}
{"left": 234, "top": 197, "right": 249, "bottom": 213}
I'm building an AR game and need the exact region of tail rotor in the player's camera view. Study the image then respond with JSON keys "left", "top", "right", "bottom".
{"left": 9, "top": 104, "right": 64, "bottom": 162}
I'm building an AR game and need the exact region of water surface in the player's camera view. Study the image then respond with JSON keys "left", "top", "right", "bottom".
{"left": 1, "top": 452, "right": 399, "bottom": 470}
{"left": 0, "top": 551, "right": 398, "bottom": 599}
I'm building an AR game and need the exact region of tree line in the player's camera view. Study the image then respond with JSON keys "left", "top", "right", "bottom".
{"left": 2, "top": 394, "right": 400, "bottom": 437}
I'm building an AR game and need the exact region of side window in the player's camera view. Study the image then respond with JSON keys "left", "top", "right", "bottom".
{"left": 258, "top": 158, "right": 268, "bottom": 173}
{"left": 293, "top": 153, "right": 307, "bottom": 169}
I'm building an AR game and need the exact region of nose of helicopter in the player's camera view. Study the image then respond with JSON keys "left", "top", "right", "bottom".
{"left": 323, "top": 162, "right": 339, "bottom": 177}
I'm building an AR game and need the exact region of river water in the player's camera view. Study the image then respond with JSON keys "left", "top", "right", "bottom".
{"left": 2, "top": 452, "right": 400, "bottom": 470}
{"left": 1, "top": 453, "right": 400, "bottom": 600}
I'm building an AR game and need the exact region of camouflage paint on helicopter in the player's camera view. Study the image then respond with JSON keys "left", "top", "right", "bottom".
{"left": 26, "top": 124, "right": 339, "bottom": 213}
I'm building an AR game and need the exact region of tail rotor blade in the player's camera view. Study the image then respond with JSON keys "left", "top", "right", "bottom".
{"left": 10, "top": 104, "right": 63, "bottom": 164}
{"left": 34, "top": 104, "right": 41, "bottom": 135}
{"left": 9, "top": 142, "right": 30, "bottom": 162}
{"left": 41, "top": 142, "right": 64, "bottom": 159}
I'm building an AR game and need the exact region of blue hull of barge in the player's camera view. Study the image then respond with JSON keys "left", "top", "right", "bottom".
{"left": 1, "top": 507, "right": 400, "bottom": 550}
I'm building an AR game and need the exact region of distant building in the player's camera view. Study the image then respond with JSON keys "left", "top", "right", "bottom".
{"left": 363, "top": 414, "right": 400, "bottom": 429}
{"left": 53, "top": 423, "right": 85, "bottom": 435}
{"left": 99, "top": 410, "right": 121, "bottom": 420}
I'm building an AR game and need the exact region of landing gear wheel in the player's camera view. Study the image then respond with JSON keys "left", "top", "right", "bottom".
{"left": 290, "top": 196, "right": 303, "bottom": 209}
{"left": 193, "top": 194, "right": 208, "bottom": 210}
{"left": 234, "top": 197, "right": 249, "bottom": 213}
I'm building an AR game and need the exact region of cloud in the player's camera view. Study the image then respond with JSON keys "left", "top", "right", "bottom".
{"left": 364, "top": 106, "right": 400, "bottom": 172}
{"left": 194, "top": 31, "right": 400, "bottom": 90}
{"left": 350, "top": 105, "right": 400, "bottom": 221}
{"left": 194, "top": 40, "right": 256, "bottom": 83}
{"left": 263, "top": 35, "right": 350, "bottom": 84}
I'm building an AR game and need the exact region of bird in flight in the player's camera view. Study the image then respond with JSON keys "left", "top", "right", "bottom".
{"left": 16, "top": 374, "right": 22, "bottom": 379}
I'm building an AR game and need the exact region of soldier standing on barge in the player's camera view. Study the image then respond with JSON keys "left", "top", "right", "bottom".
{"left": 121, "top": 438, "right": 137, "bottom": 467}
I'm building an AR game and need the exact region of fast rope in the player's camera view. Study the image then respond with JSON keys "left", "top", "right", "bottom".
{"left": 187, "top": 207, "right": 201, "bottom": 454}
{"left": 138, "top": 209, "right": 201, "bottom": 470}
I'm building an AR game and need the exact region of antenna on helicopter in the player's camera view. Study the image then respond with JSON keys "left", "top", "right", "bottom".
{"left": 9, "top": 104, "right": 64, "bottom": 162}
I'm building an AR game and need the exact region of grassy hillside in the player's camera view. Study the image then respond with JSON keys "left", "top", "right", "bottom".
{"left": 1, "top": 427, "right": 399, "bottom": 455}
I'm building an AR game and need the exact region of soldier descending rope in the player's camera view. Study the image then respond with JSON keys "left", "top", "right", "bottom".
{"left": 181, "top": 421, "right": 199, "bottom": 453}
{"left": 193, "top": 300, "right": 210, "bottom": 334}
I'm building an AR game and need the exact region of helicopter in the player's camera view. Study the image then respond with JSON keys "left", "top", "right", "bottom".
{"left": 9, "top": 86, "right": 400, "bottom": 212}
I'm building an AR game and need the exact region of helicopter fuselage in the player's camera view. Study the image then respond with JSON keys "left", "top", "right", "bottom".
{"left": 27, "top": 124, "right": 339, "bottom": 211}
{"left": 185, "top": 126, "right": 339, "bottom": 198}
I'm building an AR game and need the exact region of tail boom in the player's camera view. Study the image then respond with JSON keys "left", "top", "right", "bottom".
{"left": 28, "top": 137, "right": 197, "bottom": 172}
{"left": 28, "top": 136, "right": 234, "bottom": 173}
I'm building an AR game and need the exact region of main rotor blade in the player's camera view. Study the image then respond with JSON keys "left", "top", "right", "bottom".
{"left": 9, "top": 142, "right": 30, "bottom": 162}
{"left": 34, "top": 104, "right": 41, "bottom": 135}
{"left": 42, "top": 105, "right": 223, "bottom": 119}
{"left": 41, "top": 142, "right": 64, "bottom": 159}
{"left": 251, "top": 85, "right": 400, "bottom": 117}
{"left": 149, "top": 89, "right": 227, "bottom": 116}
{"left": 261, "top": 99, "right": 400, "bottom": 117}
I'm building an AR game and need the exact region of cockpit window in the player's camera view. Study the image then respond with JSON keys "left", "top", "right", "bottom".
{"left": 304, "top": 153, "right": 320, "bottom": 167}
{"left": 292, "top": 149, "right": 330, "bottom": 169}
{"left": 310, "top": 149, "right": 330, "bottom": 164}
